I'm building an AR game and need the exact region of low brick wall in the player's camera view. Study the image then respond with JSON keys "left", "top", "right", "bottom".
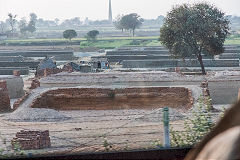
{"left": 31, "top": 87, "right": 193, "bottom": 110}
{"left": 0, "top": 80, "right": 11, "bottom": 112}
{"left": 13, "top": 92, "right": 30, "bottom": 110}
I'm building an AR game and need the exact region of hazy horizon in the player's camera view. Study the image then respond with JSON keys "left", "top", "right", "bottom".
{"left": 0, "top": 0, "right": 239, "bottom": 21}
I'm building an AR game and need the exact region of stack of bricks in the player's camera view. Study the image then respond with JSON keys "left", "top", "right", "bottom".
{"left": 11, "top": 130, "right": 51, "bottom": 150}
{"left": 43, "top": 68, "right": 62, "bottom": 77}
{"left": 0, "top": 80, "right": 11, "bottom": 112}
{"left": 13, "top": 70, "right": 21, "bottom": 77}
{"left": 62, "top": 64, "right": 74, "bottom": 73}
{"left": 35, "top": 68, "right": 62, "bottom": 78}
{"left": 188, "top": 89, "right": 194, "bottom": 107}
{"left": 30, "top": 79, "right": 40, "bottom": 89}
{"left": 201, "top": 80, "right": 213, "bottom": 109}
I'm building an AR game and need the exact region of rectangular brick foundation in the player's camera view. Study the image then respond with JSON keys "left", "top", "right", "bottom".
{"left": 31, "top": 87, "right": 193, "bottom": 110}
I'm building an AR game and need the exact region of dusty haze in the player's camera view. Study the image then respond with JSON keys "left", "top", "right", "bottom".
{"left": 0, "top": 0, "right": 239, "bottom": 21}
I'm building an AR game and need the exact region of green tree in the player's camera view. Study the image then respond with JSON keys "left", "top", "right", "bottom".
{"left": 27, "top": 13, "right": 37, "bottom": 33}
{"left": 86, "top": 30, "right": 99, "bottom": 41}
{"left": 114, "top": 15, "right": 124, "bottom": 32}
{"left": 159, "top": 3, "right": 230, "bottom": 75}
{"left": 63, "top": 29, "right": 77, "bottom": 43}
{"left": 120, "top": 13, "right": 143, "bottom": 37}
{"left": 7, "top": 13, "right": 17, "bottom": 35}
{"left": 19, "top": 18, "right": 28, "bottom": 36}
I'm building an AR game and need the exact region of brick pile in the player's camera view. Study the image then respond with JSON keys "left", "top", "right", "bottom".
{"left": 62, "top": 64, "right": 74, "bottom": 73}
{"left": 0, "top": 80, "right": 11, "bottom": 112}
{"left": 30, "top": 79, "right": 40, "bottom": 89}
{"left": 36, "top": 68, "right": 62, "bottom": 78}
{"left": 11, "top": 130, "right": 51, "bottom": 150}
{"left": 13, "top": 70, "right": 21, "bottom": 76}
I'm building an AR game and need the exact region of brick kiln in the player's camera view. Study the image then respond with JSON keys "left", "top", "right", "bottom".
{"left": 11, "top": 130, "right": 51, "bottom": 150}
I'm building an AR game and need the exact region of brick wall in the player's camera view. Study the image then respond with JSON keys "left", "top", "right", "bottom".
{"left": 0, "top": 80, "right": 11, "bottom": 112}
{"left": 36, "top": 68, "right": 63, "bottom": 78}
{"left": 31, "top": 87, "right": 194, "bottom": 110}
{"left": 11, "top": 130, "right": 51, "bottom": 150}
{"left": 13, "top": 92, "right": 30, "bottom": 110}
{"left": 30, "top": 79, "right": 40, "bottom": 89}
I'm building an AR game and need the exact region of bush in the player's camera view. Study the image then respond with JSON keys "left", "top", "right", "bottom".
{"left": 170, "top": 96, "right": 216, "bottom": 147}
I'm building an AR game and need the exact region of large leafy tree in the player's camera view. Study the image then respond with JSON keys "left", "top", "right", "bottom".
{"left": 19, "top": 13, "right": 38, "bottom": 37}
{"left": 114, "top": 15, "right": 124, "bottom": 32}
{"left": 27, "top": 13, "right": 37, "bottom": 33}
{"left": 120, "top": 13, "right": 143, "bottom": 37}
{"left": 86, "top": 30, "right": 99, "bottom": 41}
{"left": 63, "top": 29, "right": 77, "bottom": 41}
{"left": 159, "top": 3, "right": 230, "bottom": 75}
{"left": 19, "top": 18, "right": 28, "bottom": 36}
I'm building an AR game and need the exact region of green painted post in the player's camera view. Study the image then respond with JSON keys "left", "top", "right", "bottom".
{"left": 163, "top": 107, "right": 170, "bottom": 147}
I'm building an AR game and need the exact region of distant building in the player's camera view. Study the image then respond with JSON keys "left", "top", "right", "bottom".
{"left": 108, "top": 0, "right": 113, "bottom": 23}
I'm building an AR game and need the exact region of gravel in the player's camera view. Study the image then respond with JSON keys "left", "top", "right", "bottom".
{"left": 5, "top": 88, "right": 70, "bottom": 122}
{"left": 5, "top": 108, "right": 70, "bottom": 122}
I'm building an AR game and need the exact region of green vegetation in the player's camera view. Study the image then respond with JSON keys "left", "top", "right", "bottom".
{"left": 63, "top": 29, "right": 77, "bottom": 43}
{"left": 0, "top": 132, "right": 25, "bottom": 158}
{"left": 225, "top": 38, "right": 240, "bottom": 45}
{"left": 170, "top": 97, "right": 221, "bottom": 147}
{"left": 1, "top": 36, "right": 240, "bottom": 49}
{"left": 80, "top": 39, "right": 155, "bottom": 49}
{"left": 103, "top": 138, "right": 112, "bottom": 152}
{"left": 116, "top": 13, "right": 144, "bottom": 36}
{"left": 159, "top": 3, "right": 230, "bottom": 75}
{"left": 85, "top": 30, "right": 100, "bottom": 41}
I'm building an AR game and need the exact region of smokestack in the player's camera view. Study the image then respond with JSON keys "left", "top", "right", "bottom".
{"left": 108, "top": 0, "right": 112, "bottom": 23}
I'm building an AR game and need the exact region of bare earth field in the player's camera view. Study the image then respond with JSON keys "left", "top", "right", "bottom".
{"left": 0, "top": 108, "right": 223, "bottom": 156}
{"left": 0, "top": 70, "right": 231, "bottom": 156}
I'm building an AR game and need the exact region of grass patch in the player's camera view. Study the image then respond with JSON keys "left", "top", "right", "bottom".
{"left": 1, "top": 37, "right": 240, "bottom": 48}
{"left": 80, "top": 39, "right": 158, "bottom": 49}
{"left": 225, "top": 38, "right": 240, "bottom": 45}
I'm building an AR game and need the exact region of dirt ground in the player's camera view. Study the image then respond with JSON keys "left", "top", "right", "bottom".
{"left": 0, "top": 109, "right": 180, "bottom": 155}
{"left": 0, "top": 106, "right": 225, "bottom": 157}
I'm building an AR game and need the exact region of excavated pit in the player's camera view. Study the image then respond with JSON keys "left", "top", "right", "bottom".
{"left": 30, "top": 87, "right": 194, "bottom": 110}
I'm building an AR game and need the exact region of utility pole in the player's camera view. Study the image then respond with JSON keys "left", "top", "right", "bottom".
{"left": 163, "top": 107, "right": 170, "bottom": 148}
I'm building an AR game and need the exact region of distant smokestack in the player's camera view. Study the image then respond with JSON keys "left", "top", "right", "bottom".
{"left": 108, "top": 0, "right": 112, "bottom": 23}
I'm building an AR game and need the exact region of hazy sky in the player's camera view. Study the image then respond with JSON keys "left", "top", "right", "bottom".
{"left": 0, "top": 0, "right": 239, "bottom": 21}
